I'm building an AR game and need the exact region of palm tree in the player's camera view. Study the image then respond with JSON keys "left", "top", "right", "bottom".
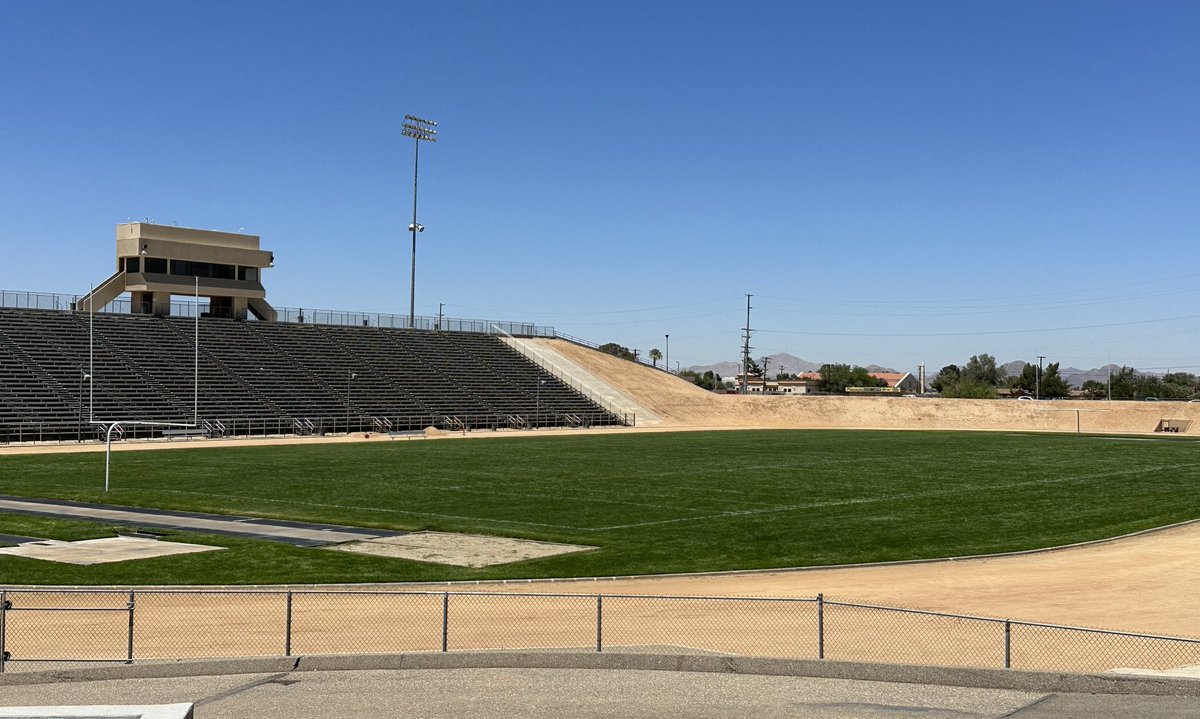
{"left": 649, "top": 348, "right": 662, "bottom": 368}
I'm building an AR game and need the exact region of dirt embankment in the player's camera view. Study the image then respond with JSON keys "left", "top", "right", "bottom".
{"left": 536, "top": 339, "right": 1200, "bottom": 435}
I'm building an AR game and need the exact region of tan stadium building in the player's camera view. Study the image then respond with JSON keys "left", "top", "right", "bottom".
{"left": 76, "top": 222, "right": 277, "bottom": 321}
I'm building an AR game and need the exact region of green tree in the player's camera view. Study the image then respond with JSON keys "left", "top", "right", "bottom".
{"left": 818, "top": 364, "right": 887, "bottom": 393}
{"left": 962, "top": 354, "right": 1005, "bottom": 386}
{"left": 649, "top": 348, "right": 662, "bottom": 368}
{"left": 1039, "top": 362, "right": 1071, "bottom": 398}
{"left": 930, "top": 365, "right": 960, "bottom": 393}
{"left": 1010, "top": 361, "right": 1070, "bottom": 398}
{"left": 1007, "top": 363, "right": 1038, "bottom": 394}
{"left": 1162, "top": 372, "right": 1200, "bottom": 400}
{"left": 940, "top": 378, "right": 997, "bottom": 399}
{"left": 1080, "top": 379, "right": 1108, "bottom": 399}
{"left": 1108, "top": 366, "right": 1137, "bottom": 399}
{"left": 597, "top": 342, "right": 636, "bottom": 361}
{"left": 680, "top": 370, "right": 722, "bottom": 390}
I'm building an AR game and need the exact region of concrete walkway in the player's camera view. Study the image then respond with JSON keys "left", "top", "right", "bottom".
{"left": 2, "top": 653, "right": 1198, "bottom": 719}
{"left": 0, "top": 496, "right": 403, "bottom": 547}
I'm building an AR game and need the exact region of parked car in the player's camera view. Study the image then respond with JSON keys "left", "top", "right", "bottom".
{"left": 1016, "top": 396, "right": 1034, "bottom": 401}
{"left": 1144, "top": 397, "right": 1159, "bottom": 402}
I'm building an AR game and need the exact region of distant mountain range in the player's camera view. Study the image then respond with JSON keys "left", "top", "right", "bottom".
{"left": 1001, "top": 360, "right": 1159, "bottom": 387}
{"left": 687, "top": 356, "right": 1148, "bottom": 388}
{"left": 686, "top": 353, "right": 896, "bottom": 379}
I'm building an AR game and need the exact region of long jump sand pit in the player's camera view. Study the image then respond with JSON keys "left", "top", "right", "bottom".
{"left": 0, "top": 536, "right": 219, "bottom": 565}
{"left": 329, "top": 532, "right": 597, "bottom": 567}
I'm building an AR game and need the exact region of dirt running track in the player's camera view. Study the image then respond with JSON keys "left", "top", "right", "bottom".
{"left": 3, "top": 340, "right": 1200, "bottom": 670}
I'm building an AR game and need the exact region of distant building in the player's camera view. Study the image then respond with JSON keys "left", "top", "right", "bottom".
{"left": 870, "top": 372, "right": 921, "bottom": 394}
{"left": 733, "top": 370, "right": 920, "bottom": 394}
{"left": 76, "top": 222, "right": 277, "bottom": 321}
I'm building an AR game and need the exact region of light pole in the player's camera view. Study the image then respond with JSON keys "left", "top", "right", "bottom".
{"left": 402, "top": 114, "right": 438, "bottom": 329}
{"left": 535, "top": 377, "right": 546, "bottom": 429}
{"left": 346, "top": 371, "right": 357, "bottom": 433}
{"left": 1036, "top": 355, "right": 1045, "bottom": 400}
{"left": 664, "top": 334, "right": 669, "bottom": 374}
{"left": 77, "top": 370, "right": 90, "bottom": 442}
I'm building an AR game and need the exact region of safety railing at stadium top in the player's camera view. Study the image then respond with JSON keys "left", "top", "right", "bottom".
{"left": 1, "top": 589, "right": 1197, "bottom": 675}
{"left": 1, "top": 290, "right": 682, "bottom": 376}
{"left": 0, "top": 289, "right": 555, "bottom": 338}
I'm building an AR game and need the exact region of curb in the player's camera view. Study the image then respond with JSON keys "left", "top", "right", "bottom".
{"left": 1, "top": 652, "right": 1198, "bottom": 697}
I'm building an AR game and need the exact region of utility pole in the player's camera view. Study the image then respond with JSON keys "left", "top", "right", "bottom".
{"left": 1036, "top": 355, "right": 1045, "bottom": 400}
{"left": 437, "top": 302, "right": 444, "bottom": 331}
{"left": 761, "top": 356, "right": 770, "bottom": 392}
{"left": 741, "top": 294, "right": 753, "bottom": 395}
{"left": 664, "top": 334, "right": 669, "bottom": 374}
{"left": 918, "top": 363, "right": 926, "bottom": 395}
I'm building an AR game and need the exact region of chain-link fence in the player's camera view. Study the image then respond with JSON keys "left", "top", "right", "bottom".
{"left": 3, "top": 589, "right": 1198, "bottom": 674}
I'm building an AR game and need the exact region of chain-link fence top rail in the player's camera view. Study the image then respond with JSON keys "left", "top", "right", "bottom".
{"left": 2, "top": 590, "right": 1198, "bottom": 674}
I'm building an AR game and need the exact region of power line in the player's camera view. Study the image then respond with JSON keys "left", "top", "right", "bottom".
{"left": 446, "top": 295, "right": 743, "bottom": 318}
{"left": 756, "top": 312, "right": 1200, "bottom": 338}
{"left": 758, "top": 271, "right": 1200, "bottom": 308}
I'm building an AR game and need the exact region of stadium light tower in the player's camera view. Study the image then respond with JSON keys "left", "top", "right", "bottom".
{"left": 402, "top": 114, "right": 438, "bottom": 328}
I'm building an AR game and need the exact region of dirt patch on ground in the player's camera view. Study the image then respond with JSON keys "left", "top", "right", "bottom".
{"left": 0, "top": 536, "right": 220, "bottom": 565}
{"left": 450, "top": 521, "right": 1200, "bottom": 639}
{"left": 328, "top": 532, "right": 596, "bottom": 568}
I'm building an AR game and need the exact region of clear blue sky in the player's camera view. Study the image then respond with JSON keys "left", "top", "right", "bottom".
{"left": 3, "top": 1, "right": 1199, "bottom": 375}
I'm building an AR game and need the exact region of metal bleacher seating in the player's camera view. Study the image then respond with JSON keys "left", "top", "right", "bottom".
{"left": 0, "top": 308, "right": 625, "bottom": 442}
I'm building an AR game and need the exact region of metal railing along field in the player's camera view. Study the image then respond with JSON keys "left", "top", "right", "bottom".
{"left": 0, "top": 410, "right": 631, "bottom": 445}
{"left": 1, "top": 589, "right": 1197, "bottom": 675}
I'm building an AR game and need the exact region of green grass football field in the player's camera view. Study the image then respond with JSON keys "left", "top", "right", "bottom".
{"left": 1, "top": 429, "right": 1199, "bottom": 585}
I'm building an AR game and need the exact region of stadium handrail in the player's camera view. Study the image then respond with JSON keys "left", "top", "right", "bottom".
{"left": 0, "top": 288, "right": 555, "bottom": 338}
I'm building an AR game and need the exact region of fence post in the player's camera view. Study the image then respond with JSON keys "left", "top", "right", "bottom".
{"left": 0, "top": 590, "right": 8, "bottom": 673}
{"left": 1004, "top": 620, "right": 1011, "bottom": 669}
{"left": 126, "top": 590, "right": 135, "bottom": 664}
{"left": 596, "top": 595, "right": 603, "bottom": 653}
{"left": 285, "top": 591, "right": 294, "bottom": 657}
{"left": 441, "top": 593, "right": 449, "bottom": 652}
{"left": 817, "top": 594, "right": 825, "bottom": 660}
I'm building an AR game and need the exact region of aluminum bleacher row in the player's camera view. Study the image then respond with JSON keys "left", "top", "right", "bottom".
{"left": 0, "top": 308, "right": 628, "bottom": 442}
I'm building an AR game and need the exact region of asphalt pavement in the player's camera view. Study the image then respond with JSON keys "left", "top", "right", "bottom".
{"left": 2, "top": 653, "right": 1198, "bottom": 719}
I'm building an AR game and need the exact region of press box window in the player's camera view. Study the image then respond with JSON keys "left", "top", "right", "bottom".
{"left": 143, "top": 257, "right": 168, "bottom": 273}
{"left": 123, "top": 257, "right": 140, "bottom": 273}
{"left": 237, "top": 267, "right": 258, "bottom": 281}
